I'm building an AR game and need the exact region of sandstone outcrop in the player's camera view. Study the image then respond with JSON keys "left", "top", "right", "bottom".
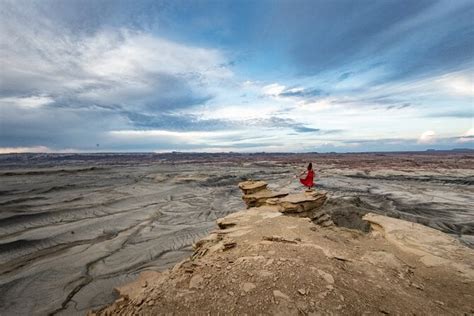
{"left": 238, "top": 180, "right": 288, "bottom": 208}
{"left": 278, "top": 191, "right": 327, "bottom": 215}
{"left": 238, "top": 180, "right": 268, "bottom": 194}
{"left": 90, "top": 181, "right": 474, "bottom": 315}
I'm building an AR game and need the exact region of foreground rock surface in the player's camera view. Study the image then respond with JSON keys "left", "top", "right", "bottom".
{"left": 91, "top": 186, "right": 474, "bottom": 315}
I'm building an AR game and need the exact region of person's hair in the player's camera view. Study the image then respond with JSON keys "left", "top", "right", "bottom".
{"left": 307, "top": 162, "right": 312, "bottom": 170}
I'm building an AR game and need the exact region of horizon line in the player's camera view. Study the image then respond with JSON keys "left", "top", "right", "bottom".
{"left": 1, "top": 148, "right": 473, "bottom": 156}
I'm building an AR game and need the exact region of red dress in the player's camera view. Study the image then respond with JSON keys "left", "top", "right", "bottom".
{"left": 300, "top": 170, "right": 314, "bottom": 187}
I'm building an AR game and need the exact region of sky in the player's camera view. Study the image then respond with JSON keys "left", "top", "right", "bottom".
{"left": 0, "top": 0, "right": 473, "bottom": 153}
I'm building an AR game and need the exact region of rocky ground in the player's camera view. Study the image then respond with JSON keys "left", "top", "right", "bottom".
{"left": 91, "top": 181, "right": 474, "bottom": 315}
{"left": 0, "top": 152, "right": 472, "bottom": 315}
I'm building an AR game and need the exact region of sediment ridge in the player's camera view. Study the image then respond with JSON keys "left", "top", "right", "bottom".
{"left": 90, "top": 180, "right": 474, "bottom": 315}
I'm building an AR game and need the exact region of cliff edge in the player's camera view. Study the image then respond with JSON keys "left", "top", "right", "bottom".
{"left": 90, "top": 181, "right": 474, "bottom": 315}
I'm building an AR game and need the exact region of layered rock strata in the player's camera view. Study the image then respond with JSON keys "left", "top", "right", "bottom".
{"left": 238, "top": 180, "right": 289, "bottom": 208}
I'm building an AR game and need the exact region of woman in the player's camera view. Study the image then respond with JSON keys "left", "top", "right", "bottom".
{"left": 299, "top": 162, "right": 314, "bottom": 189}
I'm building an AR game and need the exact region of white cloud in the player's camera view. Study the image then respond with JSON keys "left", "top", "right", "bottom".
{"left": 418, "top": 130, "right": 436, "bottom": 144}
{"left": 0, "top": 96, "right": 53, "bottom": 108}
{"left": 82, "top": 30, "right": 231, "bottom": 83}
{"left": 464, "top": 127, "right": 474, "bottom": 137}
{"left": 0, "top": 146, "right": 51, "bottom": 154}
{"left": 370, "top": 70, "right": 474, "bottom": 98}
{"left": 434, "top": 72, "right": 474, "bottom": 97}
{"left": 109, "top": 129, "right": 242, "bottom": 145}
{"left": 200, "top": 104, "right": 278, "bottom": 120}
{"left": 296, "top": 98, "right": 333, "bottom": 112}
{"left": 1, "top": 13, "right": 232, "bottom": 109}
{"left": 262, "top": 83, "right": 286, "bottom": 96}
{"left": 456, "top": 127, "right": 474, "bottom": 143}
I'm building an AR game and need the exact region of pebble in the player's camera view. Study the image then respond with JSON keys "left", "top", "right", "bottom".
{"left": 273, "top": 290, "right": 290, "bottom": 300}
{"left": 265, "top": 259, "right": 274, "bottom": 266}
{"left": 318, "top": 269, "right": 335, "bottom": 284}
{"left": 242, "top": 282, "right": 256, "bottom": 293}
{"left": 189, "top": 274, "right": 204, "bottom": 289}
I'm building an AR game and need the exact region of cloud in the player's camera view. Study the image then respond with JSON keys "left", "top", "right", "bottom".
{"left": 279, "top": 87, "right": 324, "bottom": 98}
{"left": 0, "top": 146, "right": 51, "bottom": 154}
{"left": 425, "top": 110, "right": 473, "bottom": 118}
{"left": 456, "top": 128, "right": 474, "bottom": 143}
{"left": 0, "top": 0, "right": 472, "bottom": 153}
{"left": 0, "top": 96, "right": 53, "bottom": 108}
{"left": 1, "top": 24, "right": 229, "bottom": 109}
{"left": 464, "top": 128, "right": 474, "bottom": 137}
{"left": 262, "top": 83, "right": 286, "bottom": 96}
{"left": 268, "top": 0, "right": 474, "bottom": 81}
{"left": 293, "top": 126, "right": 320, "bottom": 133}
{"left": 434, "top": 73, "right": 474, "bottom": 97}
{"left": 418, "top": 130, "right": 436, "bottom": 144}
{"left": 109, "top": 129, "right": 240, "bottom": 145}
{"left": 0, "top": 2, "right": 235, "bottom": 151}
{"left": 337, "top": 72, "right": 353, "bottom": 81}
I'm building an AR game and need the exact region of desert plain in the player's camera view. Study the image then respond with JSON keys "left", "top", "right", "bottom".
{"left": 0, "top": 151, "right": 473, "bottom": 315}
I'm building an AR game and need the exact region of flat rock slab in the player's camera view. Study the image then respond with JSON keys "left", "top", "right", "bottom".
{"left": 280, "top": 192, "right": 326, "bottom": 204}
{"left": 238, "top": 180, "right": 267, "bottom": 194}
{"left": 279, "top": 192, "right": 327, "bottom": 213}
{"left": 363, "top": 213, "right": 474, "bottom": 280}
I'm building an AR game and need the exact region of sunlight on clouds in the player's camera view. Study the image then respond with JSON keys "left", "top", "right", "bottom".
{"left": 437, "top": 74, "right": 474, "bottom": 96}
{"left": 418, "top": 130, "right": 436, "bottom": 144}
{"left": 262, "top": 83, "right": 286, "bottom": 96}
{"left": 457, "top": 127, "right": 474, "bottom": 143}
{"left": 296, "top": 98, "right": 333, "bottom": 112}
{"left": 200, "top": 104, "right": 279, "bottom": 120}
{"left": 373, "top": 70, "right": 474, "bottom": 98}
{"left": 0, "top": 146, "right": 51, "bottom": 154}
{"left": 109, "top": 129, "right": 242, "bottom": 145}
{"left": 83, "top": 30, "right": 232, "bottom": 81}
{"left": 464, "top": 128, "right": 474, "bottom": 137}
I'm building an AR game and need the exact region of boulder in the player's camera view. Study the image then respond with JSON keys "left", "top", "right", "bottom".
{"left": 238, "top": 180, "right": 268, "bottom": 195}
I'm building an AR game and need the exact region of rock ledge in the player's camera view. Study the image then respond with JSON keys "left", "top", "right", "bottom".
{"left": 90, "top": 181, "right": 474, "bottom": 315}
